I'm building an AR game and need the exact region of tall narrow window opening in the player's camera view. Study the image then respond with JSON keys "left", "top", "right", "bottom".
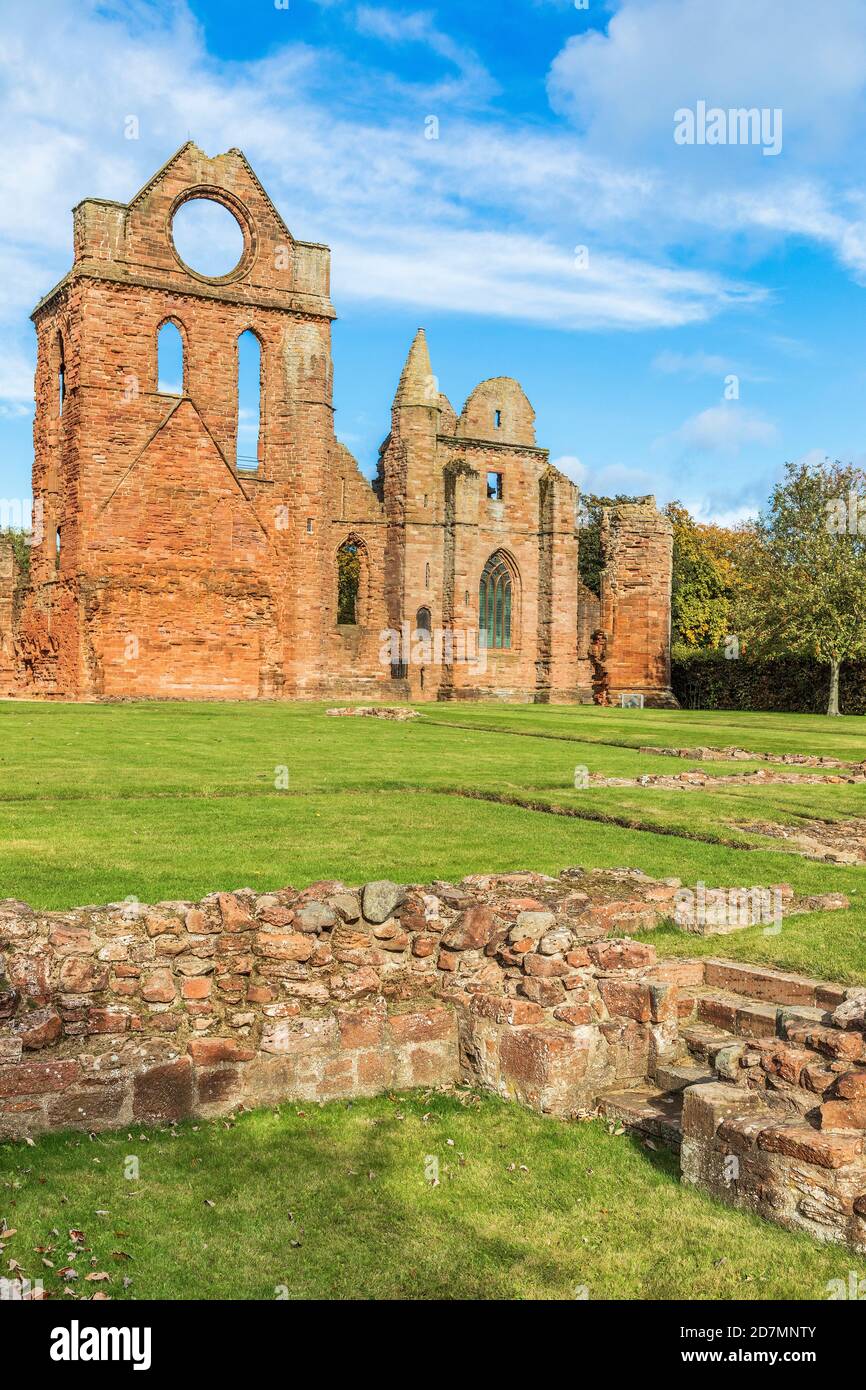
{"left": 479, "top": 552, "right": 513, "bottom": 650}
{"left": 486, "top": 472, "right": 503, "bottom": 500}
{"left": 337, "top": 538, "right": 367, "bottom": 625}
{"left": 57, "top": 335, "right": 66, "bottom": 416}
{"left": 236, "top": 330, "right": 262, "bottom": 471}
{"left": 157, "top": 321, "right": 184, "bottom": 395}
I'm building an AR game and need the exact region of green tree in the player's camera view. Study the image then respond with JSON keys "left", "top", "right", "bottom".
{"left": 577, "top": 494, "right": 636, "bottom": 596}
{"left": 741, "top": 459, "right": 866, "bottom": 715}
{"left": 337, "top": 544, "right": 361, "bottom": 624}
{"left": 664, "top": 502, "right": 734, "bottom": 648}
{"left": 0, "top": 527, "right": 31, "bottom": 582}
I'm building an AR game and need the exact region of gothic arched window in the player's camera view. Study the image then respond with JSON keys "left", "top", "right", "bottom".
{"left": 479, "top": 552, "right": 513, "bottom": 650}
{"left": 337, "top": 537, "right": 368, "bottom": 625}
{"left": 236, "top": 329, "right": 262, "bottom": 471}
{"left": 157, "top": 320, "right": 184, "bottom": 395}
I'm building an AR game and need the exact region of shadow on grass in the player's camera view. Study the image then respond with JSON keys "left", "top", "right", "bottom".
{"left": 1, "top": 1089, "right": 856, "bottom": 1301}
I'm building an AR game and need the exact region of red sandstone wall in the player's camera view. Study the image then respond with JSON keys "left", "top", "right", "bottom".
{"left": 596, "top": 500, "right": 676, "bottom": 707}
{"left": 10, "top": 144, "right": 675, "bottom": 706}
{"left": 21, "top": 144, "right": 336, "bottom": 701}
{"left": 0, "top": 539, "right": 19, "bottom": 694}
{"left": 4, "top": 869, "right": 866, "bottom": 1254}
{"left": 0, "top": 870, "right": 685, "bottom": 1140}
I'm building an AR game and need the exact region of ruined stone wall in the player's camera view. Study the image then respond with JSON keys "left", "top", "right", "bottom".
{"left": 576, "top": 580, "right": 601, "bottom": 696}
{"left": 599, "top": 499, "right": 676, "bottom": 707}
{"left": 19, "top": 143, "right": 336, "bottom": 701}
{"left": 2, "top": 869, "right": 864, "bottom": 1252}
{"left": 0, "top": 870, "right": 678, "bottom": 1141}
{"left": 0, "top": 538, "right": 19, "bottom": 695}
{"left": 321, "top": 445, "right": 392, "bottom": 699}
{"left": 8, "top": 143, "right": 675, "bottom": 706}
{"left": 382, "top": 357, "right": 583, "bottom": 703}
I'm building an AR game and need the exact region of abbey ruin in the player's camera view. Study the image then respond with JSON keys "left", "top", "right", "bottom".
{"left": 0, "top": 144, "right": 675, "bottom": 705}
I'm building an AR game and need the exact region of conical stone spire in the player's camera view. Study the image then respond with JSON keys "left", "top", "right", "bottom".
{"left": 394, "top": 328, "right": 436, "bottom": 410}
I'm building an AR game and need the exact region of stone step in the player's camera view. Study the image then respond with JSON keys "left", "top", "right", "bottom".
{"left": 681, "top": 1016, "right": 866, "bottom": 1101}
{"left": 598, "top": 1087, "right": 683, "bottom": 1148}
{"left": 690, "top": 988, "right": 865, "bottom": 1065}
{"left": 695, "top": 991, "right": 778, "bottom": 1039}
{"left": 781, "top": 1018, "right": 866, "bottom": 1064}
{"left": 654, "top": 1061, "right": 717, "bottom": 1092}
{"left": 692, "top": 988, "right": 829, "bottom": 1041}
{"left": 702, "top": 958, "right": 847, "bottom": 1011}
{"left": 681, "top": 1021, "right": 740, "bottom": 1063}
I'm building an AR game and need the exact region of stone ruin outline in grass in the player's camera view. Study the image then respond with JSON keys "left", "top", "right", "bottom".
{"left": 1, "top": 867, "right": 864, "bottom": 1254}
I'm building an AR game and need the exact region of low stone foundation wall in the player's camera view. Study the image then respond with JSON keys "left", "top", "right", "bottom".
{"left": 0, "top": 869, "right": 670, "bottom": 1136}
{"left": 2, "top": 868, "right": 865, "bottom": 1253}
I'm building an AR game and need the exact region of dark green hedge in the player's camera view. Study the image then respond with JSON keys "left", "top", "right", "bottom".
{"left": 671, "top": 649, "right": 866, "bottom": 715}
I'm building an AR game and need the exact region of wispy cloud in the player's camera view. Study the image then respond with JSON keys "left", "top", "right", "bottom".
{"left": 651, "top": 349, "right": 771, "bottom": 384}
{"left": 659, "top": 403, "right": 779, "bottom": 456}
{"left": 0, "top": 0, "right": 775, "bottom": 410}
{"left": 353, "top": 5, "right": 499, "bottom": 104}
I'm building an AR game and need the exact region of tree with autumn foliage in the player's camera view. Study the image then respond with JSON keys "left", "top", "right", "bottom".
{"left": 738, "top": 459, "right": 866, "bottom": 716}
{"left": 663, "top": 502, "right": 756, "bottom": 650}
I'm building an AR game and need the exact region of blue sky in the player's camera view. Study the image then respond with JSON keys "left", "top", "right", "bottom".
{"left": 4, "top": 0, "right": 866, "bottom": 523}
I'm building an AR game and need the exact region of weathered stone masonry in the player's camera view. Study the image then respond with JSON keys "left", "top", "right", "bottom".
{"left": 0, "top": 143, "right": 675, "bottom": 706}
{"left": 2, "top": 869, "right": 865, "bottom": 1254}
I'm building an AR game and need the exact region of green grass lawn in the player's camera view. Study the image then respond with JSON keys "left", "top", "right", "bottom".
{"left": 1, "top": 1089, "right": 860, "bottom": 1301}
{"left": 2, "top": 699, "right": 866, "bottom": 1300}
{"left": 1, "top": 698, "right": 864, "bottom": 980}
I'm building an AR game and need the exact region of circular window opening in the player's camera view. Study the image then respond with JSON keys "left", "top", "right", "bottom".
{"left": 171, "top": 197, "right": 246, "bottom": 278}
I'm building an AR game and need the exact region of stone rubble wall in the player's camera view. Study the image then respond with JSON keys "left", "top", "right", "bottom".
{"left": 2, "top": 867, "right": 864, "bottom": 1252}
{"left": 0, "top": 869, "right": 674, "bottom": 1137}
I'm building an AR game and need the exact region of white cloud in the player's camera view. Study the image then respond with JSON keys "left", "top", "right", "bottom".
{"left": 561, "top": 459, "right": 659, "bottom": 498}
{"left": 652, "top": 349, "right": 772, "bottom": 387}
{"left": 548, "top": 0, "right": 866, "bottom": 162}
{"left": 551, "top": 455, "right": 587, "bottom": 485}
{"left": 661, "top": 403, "right": 779, "bottom": 455}
{"left": 0, "top": 345, "right": 35, "bottom": 406}
{"left": 353, "top": 5, "right": 498, "bottom": 104}
{"left": 331, "top": 228, "right": 762, "bottom": 330}
{"left": 0, "top": 0, "right": 775, "bottom": 414}
{"left": 681, "top": 498, "right": 761, "bottom": 527}
{"left": 546, "top": 0, "right": 866, "bottom": 282}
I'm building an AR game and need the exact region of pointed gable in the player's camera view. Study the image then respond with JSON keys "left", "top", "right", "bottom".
{"left": 62, "top": 143, "right": 333, "bottom": 315}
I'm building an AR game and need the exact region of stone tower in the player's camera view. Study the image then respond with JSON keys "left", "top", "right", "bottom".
{"left": 20, "top": 142, "right": 336, "bottom": 698}
{"left": 4, "top": 144, "right": 676, "bottom": 707}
